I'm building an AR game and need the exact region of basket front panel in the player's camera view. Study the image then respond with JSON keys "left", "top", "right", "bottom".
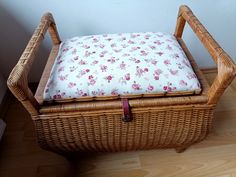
{"left": 35, "top": 106, "right": 214, "bottom": 152}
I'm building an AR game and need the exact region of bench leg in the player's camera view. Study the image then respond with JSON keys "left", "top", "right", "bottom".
{"left": 175, "top": 145, "right": 190, "bottom": 153}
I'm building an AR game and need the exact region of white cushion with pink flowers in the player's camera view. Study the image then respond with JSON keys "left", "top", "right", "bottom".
{"left": 43, "top": 32, "right": 201, "bottom": 101}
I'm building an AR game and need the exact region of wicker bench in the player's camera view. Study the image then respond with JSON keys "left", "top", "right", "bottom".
{"left": 7, "top": 5, "right": 236, "bottom": 154}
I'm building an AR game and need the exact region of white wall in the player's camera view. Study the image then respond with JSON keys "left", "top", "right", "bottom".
{"left": 0, "top": 0, "right": 236, "bottom": 82}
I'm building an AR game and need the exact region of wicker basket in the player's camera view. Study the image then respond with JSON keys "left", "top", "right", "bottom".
{"left": 7, "top": 5, "right": 236, "bottom": 154}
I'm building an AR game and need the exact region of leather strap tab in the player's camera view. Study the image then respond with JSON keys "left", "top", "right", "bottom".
{"left": 121, "top": 98, "right": 133, "bottom": 122}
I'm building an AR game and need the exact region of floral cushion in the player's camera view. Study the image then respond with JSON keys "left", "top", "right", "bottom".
{"left": 44, "top": 32, "right": 201, "bottom": 101}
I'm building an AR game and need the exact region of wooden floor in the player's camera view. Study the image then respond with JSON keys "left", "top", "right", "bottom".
{"left": 0, "top": 70, "right": 236, "bottom": 177}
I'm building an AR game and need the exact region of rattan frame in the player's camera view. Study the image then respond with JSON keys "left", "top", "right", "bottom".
{"left": 7, "top": 5, "right": 236, "bottom": 154}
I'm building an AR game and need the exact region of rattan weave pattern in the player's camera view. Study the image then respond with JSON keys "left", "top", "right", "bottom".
{"left": 7, "top": 5, "right": 236, "bottom": 154}
{"left": 35, "top": 105, "right": 214, "bottom": 152}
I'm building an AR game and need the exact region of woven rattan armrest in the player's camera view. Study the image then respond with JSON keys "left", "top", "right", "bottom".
{"left": 174, "top": 5, "right": 236, "bottom": 105}
{"left": 7, "top": 13, "right": 61, "bottom": 116}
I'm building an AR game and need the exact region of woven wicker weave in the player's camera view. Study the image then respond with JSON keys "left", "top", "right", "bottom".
{"left": 7, "top": 5, "right": 236, "bottom": 154}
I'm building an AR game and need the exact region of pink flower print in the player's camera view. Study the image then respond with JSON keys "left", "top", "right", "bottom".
{"left": 82, "top": 45, "right": 90, "bottom": 49}
{"left": 122, "top": 53, "right": 130, "bottom": 57}
{"left": 121, "top": 37, "right": 126, "bottom": 41}
{"left": 166, "top": 39, "right": 173, "bottom": 42}
{"left": 149, "top": 45, "right": 156, "bottom": 50}
{"left": 124, "top": 73, "right": 130, "bottom": 80}
{"left": 163, "top": 83, "right": 176, "bottom": 92}
{"left": 78, "top": 59, "right": 87, "bottom": 65}
{"left": 69, "top": 66, "right": 77, "bottom": 72}
{"left": 97, "top": 89, "right": 105, "bottom": 96}
{"left": 119, "top": 61, "right": 126, "bottom": 70}
{"left": 121, "top": 44, "right": 129, "bottom": 48}
{"left": 99, "top": 50, "right": 108, "bottom": 57}
{"left": 76, "top": 41, "right": 83, "bottom": 45}
{"left": 107, "top": 57, "right": 116, "bottom": 64}
{"left": 172, "top": 53, "right": 180, "bottom": 59}
{"left": 130, "top": 34, "right": 137, "bottom": 38}
{"left": 153, "top": 69, "right": 162, "bottom": 80}
{"left": 46, "top": 80, "right": 56, "bottom": 89}
{"left": 128, "top": 40, "right": 134, "bottom": 44}
{"left": 156, "top": 52, "right": 164, "bottom": 56}
{"left": 182, "top": 59, "right": 191, "bottom": 67}
{"left": 177, "top": 63, "right": 184, "bottom": 69}
{"left": 75, "top": 89, "right": 88, "bottom": 97}
{"left": 56, "top": 60, "right": 63, "bottom": 65}
{"left": 45, "top": 88, "right": 49, "bottom": 93}
{"left": 132, "top": 82, "right": 141, "bottom": 90}
{"left": 99, "top": 44, "right": 105, "bottom": 48}
{"left": 58, "top": 66, "right": 65, "bottom": 72}
{"left": 111, "top": 89, "right": 119, "bottom": 95}
{"left": 62, "top": 47, "right": 69, "bottom": 52}
{"left": 76, "top": 69, "right": 90, "bottom": 78}
{"left": 144, "top": 34, "right": 150, "bottom": 39}
{"left": 74, "top": 56, "right": 79, "bottom": 60}
{"left": 154, "top": 69, "right": 163, "bottom": 75}
{"left": 114, "top": 49, "right": 122, "bottom": 53}
{"left": 92, "top": 60, "right": 99, "bottom": 65}
{"left": 88, "top": 75, "right": 96, "bottom": 85}
{"left": 140, "top": 50, "right": 148, "bottom": 56}
{"left": 135, "top": 59, "right": 140, "bottom": 63}
{"left": 105, "top": 75, "right": 113, "bottom": 83}
{"left": 140, "top": 41, "right": 146, "bottom": 45}
{"left": 110, "top": 43, "right": 117, "bottom": 48}
{"left": 154, "top": 75, "right": 159, "bottom": 80}
{"left": 84, "top": 51, "right": 91, "bottom": 57}
{"left": 92, "top": 89, "right": 105, "bottom": 96}
{"left": 169, "top": 69, "right": 178, "bottom": 75}
{"left": 130, "top": 46, "right": 140, "bottom": 52}
{"left": 71, "top": 48, "right": 77, "bottom": 55}
{"left": 187, "top": 72, "right": 197, "bottom": 79}
{"left": 106, "top": 38, "right": 112, "bottom": 41}
{"left": 151, "top": 59, "right": 158, "bottom": 65}
{"left": 100, "top": 65, "right": 108, "bottom": 72}
{"left": 68, "top": 82, "right": 76, "bottom": 88}
{"left": 88, "top": 75, "right": 93, "bottom": 80}
{"left": 53, "top": 91, "right": 66, "bottom": 99}
{"left": 136, "top": 66, "right": 148, "bottom": 77}
{"left": 157, "top": 34, "right": 164, "bottom": 37}
{"left": 163, "top": 86, "right": 169, "bottom": 91}
{"left": 58, "top": 74, "right": 68, "bottom": 81}
{"left": 92, "top": 38, "right": 98, "bottom": 43}
{"left": 166, "top": 45, "right": 173, "bottom": 50}
{"left": 154, "top": 40, "right": 163, "bottom": 45}
{"left": 147, "top": 85, "right": 154, "bottom": 91}
{"left": 164, "top": 59, "right": 171, "bottom": 65}
{"left": 91, "top": 91, "right": 97, "bottom": 96}
{"left": 179, "top": 80, "right": 188, "bottom": 86}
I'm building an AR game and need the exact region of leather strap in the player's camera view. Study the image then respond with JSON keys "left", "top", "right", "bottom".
{"left": 121, "top": 98, "right": 133, "bottom": 122}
